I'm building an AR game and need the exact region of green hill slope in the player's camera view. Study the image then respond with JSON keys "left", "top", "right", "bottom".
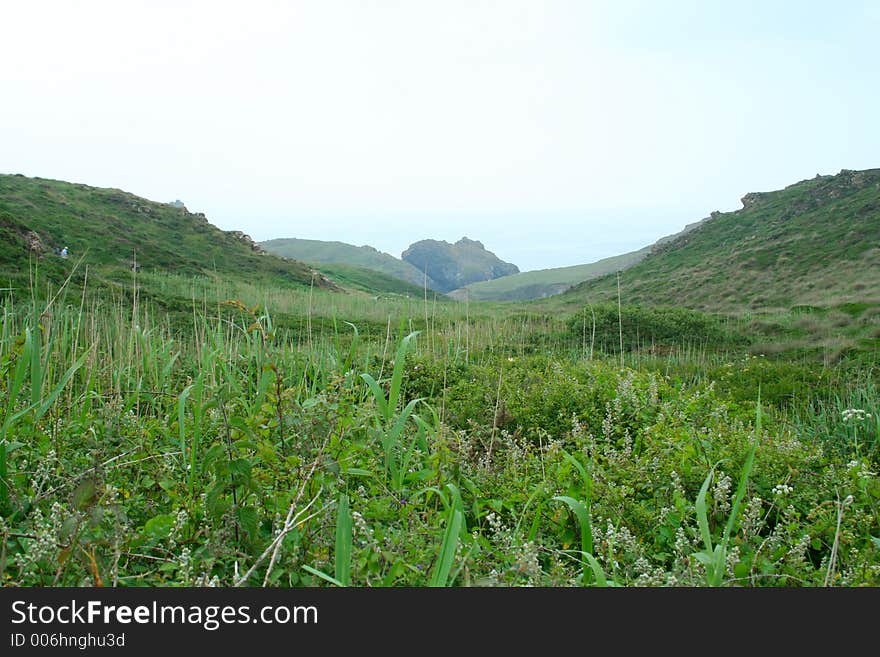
{"left": 0, "top": 174, "right": 329, "bottom": 290}
{"left": 448, "top": 214, "right": 711, "bottom": 302}
{"left": 555, "top": 168, "right": 880, "bottom": 313}
{"left": 260, "top": 238, "right": 439, "bottom": 289}
{"left": 449, "top": 247, "right": 652, "bottom": 301}
{"left": 309, "top": 262, "right": 440, "bottom": 297}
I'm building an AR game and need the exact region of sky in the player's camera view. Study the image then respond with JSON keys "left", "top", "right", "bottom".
{"left": 2, "top": 1, "right": 878, "bottom": 272}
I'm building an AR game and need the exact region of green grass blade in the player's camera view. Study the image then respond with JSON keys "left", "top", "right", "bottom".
{"left": 9, "top": 331, "right": 31, "bottom": 404}
{"left": 178, "top": 383, "right": 194, "bottom": 471}
{"left": 302, "top": 564, "right": 345, "bottom": 587}
{"left": 34, "top": 348, "right": 90, "bottom": 420}
{"left": 388, "top": 331, "right": 419, "bottom": 412}
{"left": 430, "top": 508, "right": 463, "bottom": 587}
{"left": 582, "top": 552, "right": 608, "bottom": 587}
{"left": 695, "top": 469, "right": 714, "bottom": 554}
{"left": 29, "top": 326, "right": 41, "bottom": 408}
{"left": 335, "top": 494, "right": 352, "bottom": 586}
{"left": 360, "top": 372, "right": 389, "bottom": 419}
{"left": 552, "top": 495, "right": 593, "bottom": 556}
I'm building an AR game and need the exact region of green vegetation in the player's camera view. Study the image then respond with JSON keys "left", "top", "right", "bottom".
{"left": 0, "top": 174, "right": 325, "bottom": 292}
{"left": 451, "top": 247, "right": 651, "bottom": 301}
{"left": 260, "top": 238, "right": 438, "bottom": 290}
{"left": 298, "top": 262, "right": 436, "bottom": 298}
{"left": 566, "top": 303, "right": 749, "bottom": 355}
{"left": 1, "top": 171, "right": 878, "bottom": 588}
{"left": 561, "top": 169, "right": 880, "bottom": 312}
{"left": 1, "top": 265, "right": 877, "bottom": 587}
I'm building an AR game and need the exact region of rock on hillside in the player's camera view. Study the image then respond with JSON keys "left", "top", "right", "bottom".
{"left": 401, "top": 237, "right": 519, "bottom": 292}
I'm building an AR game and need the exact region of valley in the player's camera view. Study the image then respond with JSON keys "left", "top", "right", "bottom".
{"left": 0, "top": 169, "right": 878, "bottom": 587}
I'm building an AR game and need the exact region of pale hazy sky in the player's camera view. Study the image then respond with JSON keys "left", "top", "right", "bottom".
{"left": 2, "top": 1, "right": 878, "bottom": 271}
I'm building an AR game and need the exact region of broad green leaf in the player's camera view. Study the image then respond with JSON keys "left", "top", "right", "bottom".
{"left": 430, "top": 508, "right": 463, "bottom": 587}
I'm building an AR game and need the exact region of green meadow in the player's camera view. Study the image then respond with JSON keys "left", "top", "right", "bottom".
{"left": 1, "top": 261, "right": 877, "bottom": 587}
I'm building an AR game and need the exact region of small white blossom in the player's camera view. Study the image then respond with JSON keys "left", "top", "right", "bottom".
{"left": 841, "top": 408, "right": 871, "bottom": 422}
{"left": 772, "top": 483, "right": 794, "bottom": 497}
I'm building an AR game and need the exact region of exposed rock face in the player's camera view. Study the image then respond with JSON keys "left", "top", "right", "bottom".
{"left": 228, "top": 230, "right": 265, "bottom": 253}
{"left": 24, "top": 230, "right": 45, "bottom": 256}
{"left": 1, "top": 212, "right": 47, "bottom": 257}
{"left": 740, "top": 192, "right": 765, "bottom": 209}
{"left": 401, "top": 237, "right": 519, "bottom": 292}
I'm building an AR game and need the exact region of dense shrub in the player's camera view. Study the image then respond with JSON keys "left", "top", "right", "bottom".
{"left": 567, "top": 303, "right": 749, "bottom": 353}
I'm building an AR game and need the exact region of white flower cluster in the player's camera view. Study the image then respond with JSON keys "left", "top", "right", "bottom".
{"left": 177, "top": 547, "right": 193, "bottom": 583}
{"left": 786, "top": 534, "right": 811, "bottom": 568}
{"left": 193, "top": 573, "right": 221, "bottom": 587}
{"left": 841, "top": 408, "right": 872, "bottom": 422}
{"left": 847, "top": 460, "right": 877, "bottom": 479}
{"left": 740, "top": 496, "right": 765, "bottom": 537}
{"left": 351, "top": 510, "right": 381, "bottom": 556}
{"left": 513, "top": 540, "right": 542, "bottom": 585}
{"left": 712, "top": 472, "right": 733, "bottom": 515}
{"left": 14, "top": 503, "right": 65, "bottom": 576}
{"left": 772, "top": 483, "right": 794, "bottom": 497}
{"left": 169, "top": 508, "right": 188, "bottom": 546}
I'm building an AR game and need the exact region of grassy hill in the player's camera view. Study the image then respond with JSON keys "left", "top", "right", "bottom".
{"left": 308, "top": 262, "right": 440, "bottom": 298}
{"left": 556, "top": 168, "right": 880, "bottom": 313}
{"left": 0, "top": 174, "right": 329, "bottom": 290}
{"left": 448, "top": 214, "right": 712, "bottom": 302}
{"left": 449, "top": 247, "right": 651, "bottom": 301}
{"left": 260, "top": 238, "right": 439, "bottom": 289}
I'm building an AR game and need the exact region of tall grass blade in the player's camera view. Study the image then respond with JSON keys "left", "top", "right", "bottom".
{"left": 301, "top": 564, "right": 345, "bottom": 587}
{"left": 430, "top": 507, "right": 463, "bottom": 587}
{"left": 335, "top": 494, "right": 352, "bottom": 586}
{"left": 553, "top": 494, "right": 595, "bottom": 584}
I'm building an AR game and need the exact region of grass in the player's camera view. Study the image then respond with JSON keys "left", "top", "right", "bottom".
{"left": 0, "top": 174, "right": 322, "bottom": 291}
{"left": 453, "top": 247, "right": 651, "bottom": 301}
{"left": 557, "top": 168, "right": 880, "bottom": 313}
{"left": 1, "top": 266, "right": 877, "bottom": 588}
{"left": 693, "top": 396, "right": 759, "bottom": 586}
{"left": 3, "top": 168, "right": 878, "bottom": 587}
{"left": 300, "top": 262, "right": 437, "bottom": 297}
{"left": 260, "top": 238, "right": 435, "bottom": 290}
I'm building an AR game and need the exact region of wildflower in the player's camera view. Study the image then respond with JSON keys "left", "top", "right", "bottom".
{"left": 841, "top": 408, "right": 870, "bottom": 422}
{"left": 772, "top": 483, "right": 794, "bottom": 497}
{"left": 846, "top": 460, "right": 876, "bottom": 478}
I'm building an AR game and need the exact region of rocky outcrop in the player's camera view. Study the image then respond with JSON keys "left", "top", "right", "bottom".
{"left": 401, "top": 237, "right": 519, "bottom": 292}
{"left": 740, "top": 192, "right": 765, "bottom": 209}
{"left": 23, "top": 230, "right": 46, "bottom": 256}
{"left": 228, "top": 230, "right": 265, "bottom": 254}
{"left": 1, "top": 212, "right": 47, "bottom": 257}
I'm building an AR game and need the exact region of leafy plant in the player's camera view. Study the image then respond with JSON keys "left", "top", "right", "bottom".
{"left": 692, "top": 396, "right": 761, "bottom": 586}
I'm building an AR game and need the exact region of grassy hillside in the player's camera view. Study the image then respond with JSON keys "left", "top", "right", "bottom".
{"left": 0, "top": 174, "right": 332, "bottom": 291}
{"left": 558, "top": 168, "right": 880, "bottom": 313}
{"left": 450, "top": 247, "right": 651, "bottom": 301}
{"left": 260, "top": 237, "right": 439, "bottom": 289}
{"left": 449, "top": 212, "right": 712, "bottom": 302}
{"left": 309, "top": 262, "right": 440, "bottom": 298}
